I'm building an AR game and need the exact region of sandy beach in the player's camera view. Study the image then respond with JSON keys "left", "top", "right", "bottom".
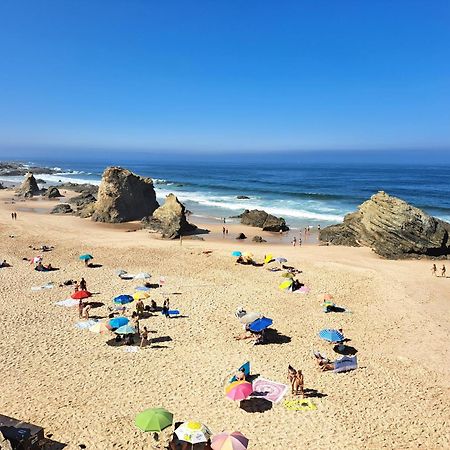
{"left": 1, "top": 188, "right": 449, "bottom": 450}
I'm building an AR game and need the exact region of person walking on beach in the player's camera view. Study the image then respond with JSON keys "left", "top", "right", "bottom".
{"left": 222, "top": 226, "right": 225, "bottom": 236}
{"left": 442, "top": 264, "right": 447, "bottom": 277}
{"left": 431, "top": 264, "right": 437, "bottom": 276}
{"left": 11, "top": 212, "right": 14, "bottom": 220}
{"left": 292, "top": 237, "right": 297, "bottom": 246}
{"left": 226, "top": 228, "right": 228, "bottom": 235}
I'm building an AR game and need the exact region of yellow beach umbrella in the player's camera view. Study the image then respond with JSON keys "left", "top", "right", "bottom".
{"left": 279, "top": 279, "right": 293, "bottom": 290}
{"left": 133, "top": 291, "right": 150, "bottom": 301}
{"left": 264, "top": 253, "right": 273, "bottom": 264}
{"left": 89, "top": 322, "right": 110, "bottom": 334}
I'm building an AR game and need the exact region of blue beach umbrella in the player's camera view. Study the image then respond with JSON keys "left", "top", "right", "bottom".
{"left": 249, "top": 317, "right": 273, "bottom": 332}
{"left": 231, "top": 251, "right": 242, "bottom": 257}
{"left": 319, "top": 329, "right": 344, "bottom": 343}
{"left": 113, "top": 294, "right": 134, "bottom": 304}
{"left": 115, "top": 324, "right": 136, "bottom": 335}
{"left": 109, "top": 317, "right": 129, "bottom": 329}
{"left": 135, "top": 286, "right": 151, "bottom": 291}
{"left": 79, "top": 254, "right": 93, "bottom": 261}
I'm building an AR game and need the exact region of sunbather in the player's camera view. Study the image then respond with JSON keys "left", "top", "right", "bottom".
{"left": 288, "top": 365, "right": 304, "bottom": 396}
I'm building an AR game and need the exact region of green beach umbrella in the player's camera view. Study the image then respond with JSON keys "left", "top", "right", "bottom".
{"left": 135, "top": 407, "right": 173, "bottom": 432}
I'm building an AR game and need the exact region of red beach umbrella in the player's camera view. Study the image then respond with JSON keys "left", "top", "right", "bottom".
{"left": 71, "top": 290, "right": 92, "bottom": 299}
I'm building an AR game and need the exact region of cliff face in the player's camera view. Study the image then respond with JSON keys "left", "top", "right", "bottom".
{"left": 91, "top": 167, "right": 159, "bottom": 223}
{"left": 319, "top": 191, "right": 450, "bottom": 259}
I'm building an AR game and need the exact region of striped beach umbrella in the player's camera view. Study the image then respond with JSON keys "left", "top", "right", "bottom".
{"left": 211, "top": 431, "right": 249, "bottom": 450}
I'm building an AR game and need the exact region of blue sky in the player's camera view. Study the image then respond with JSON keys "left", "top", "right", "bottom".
{"left": 0, "top": 0, "right": 449, "bottom": 153}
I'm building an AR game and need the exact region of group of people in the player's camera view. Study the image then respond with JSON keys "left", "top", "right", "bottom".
{"left": 35, "top": 261, "right": 55, "bottom": 271}
{"left": 431, "top": 264, "right": 447, "bottom": 277}
{"left": 221, "top": 226, "right": 229, "bottom": 236}
{"left": 10, "top": 212, "right": 17, "bottom": 220}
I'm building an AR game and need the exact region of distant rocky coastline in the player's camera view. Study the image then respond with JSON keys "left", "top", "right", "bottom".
{"left": 0, "top": 161, "right": 60, "bottom": 177}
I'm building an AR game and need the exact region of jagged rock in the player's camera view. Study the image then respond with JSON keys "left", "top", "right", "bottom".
{"left": 237, "top": 195, "right": 250, "bottom": 199}
{"left": 236, "top": 233, "right": 247, "bottom": 240}
{"left": 319, "top": 191, "right": 450, "bottom": 259}
{"left": 44, "top": 186, "right": 63, "bottom": 198}
{"left": 240, "top": 209, "right": 289, "bottom": 232}
{"left": 91, "top": 167, "right": 159, "bottom": 223}
{"left": 142, "top": 193, "right": 196, "bottom": 239}
{"left": 58, "top": 182, "right": 98, "bottom": 195}
{"left": 69, "top": 191, "right": 96, "bottom": 208}
{"left": 51, "top": 203, "right": 73, "bottom": 214}
{"left": 15, "top": 172, "right": 41, "bottom": 197}
{"left": 252, "top": 235, "right": 266, "bottom": 243}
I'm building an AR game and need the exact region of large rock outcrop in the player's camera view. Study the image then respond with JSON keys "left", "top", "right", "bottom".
{"left": 240, "top": 209, "right": 289, "bottom": 232}
{"left": 51, "top": 203, "right": 73, "bottom": 214}
{"left": 319, "top": 191, "right": 450, "bottom": 259}
{"left": 44, "top": 186, "right": 63, "bottom": 198}
{"left": 143, "top": 193, "right": 196, "bottom": 239}
{"left": 15, "top": 172, "right": 40, "bottom": 197}
{"left": 91, "top": 167, "right": 159, "bottom": 223}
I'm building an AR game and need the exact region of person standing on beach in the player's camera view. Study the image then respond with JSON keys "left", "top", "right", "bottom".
{"left": 79, "top": 277, "right": 87, "bottom": 291}
{"left": 292, "top": 237, "right": 297, "bottom": 246}
{"left": 162, "top": 298, "right": 170, "bottom": 318}
{"left": 442, "top": 264, "right": 447, "bottom": 277}
{"left": 222, "top": 226, "right": 225, "bottom": 236}
{"left": 11, "top": 212, "right": 14, "bottom": 220}
{"left": 431, "top": 264, "right": 437, "bottom": 276}
{"left": 140, "top": 326, "right": 149, "bottom": 348}
{"left": 74, "top": 281, "right": 79, "bottom": 292}
{"left": 226, "top": 228, "right": 228, "bottom": 235}
{"left": 78, "top": 299, "right": 84, "bottom": 319}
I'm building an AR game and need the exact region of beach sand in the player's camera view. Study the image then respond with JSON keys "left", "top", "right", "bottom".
{"left": 0, "top": 189, "right": 449, "bottom": 449}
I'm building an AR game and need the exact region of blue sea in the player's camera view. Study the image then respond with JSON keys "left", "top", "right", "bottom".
{"left": 2, "top": 153, "right": 450, "bottom": 228}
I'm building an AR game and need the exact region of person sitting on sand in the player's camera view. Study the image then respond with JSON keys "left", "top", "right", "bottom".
{"left": 235, "top": 368, "right": 246, "bottom": 381}
{"left": 150, "top": 299, "right": 157, "bottom": 311}
{"left": 46, "top": 263, "right": 53, "bottom": 271}
{"left": 234, "top": 324, "right": 253, "bottom": 340}
{"left": 35, "top": 261, "right": 45, "bottom": 271}
{"left": 79, "top": 277, "right": 87, "bottom": 291}
{"left": 82, "top": 304, "right": 91, "bottom": 320}
{"left": 313, "top": 353, "right": 335, "bottom": 371}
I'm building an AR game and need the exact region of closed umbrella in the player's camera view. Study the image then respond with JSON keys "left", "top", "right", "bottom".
{"left": 319, "top": 329, "right": 344, "bottom": 343}
{"left": 71, "top": 290, "right": 91, "bottom": 299}
{"left": 134, "top": 272, "right": 151, "bottom": 280}
{"left": 79, "top": 254, "right": 93, "bottom": 261}
{"left": 175, "top": 421, "right": 212, "bottom": 445}
{"left": 115, "top": 324, "right": 136, "bottom": 335}
{"left": 249, "top": 317, "right": 272, "bottom": 332}
{"left": 211, "top": 431, "right": 249, "bottom": 450}
{"left": 226, "top": 381, "right": 253, "bottom": 401}
{"left": 109, "top": 317, "right": 129, "bottom": 329}
{"left": 113, "top": 294, "right": 134, "bottom": 304}
{"left": 135, "top": 407, "right": 173, "bottom": 432}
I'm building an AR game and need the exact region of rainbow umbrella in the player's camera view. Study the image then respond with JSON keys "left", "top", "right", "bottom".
{"left": 211, "top": 431, "right": 249, "bottom": 450}
{"left": 135, "top": 407, "right": 173, "bottom": 432}
{"left": 225, "top": 380, "right": 248, "bottom": 394}
{"left": 175, "top": 421, "right": 212, "bottom": 445}
{"left": 226, "top": 381, "right": 253, "bottom": 401}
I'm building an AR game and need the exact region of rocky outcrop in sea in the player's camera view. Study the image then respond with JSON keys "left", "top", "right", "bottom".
{"left": 319, "top": 191, "right": 450, "bottom": 259}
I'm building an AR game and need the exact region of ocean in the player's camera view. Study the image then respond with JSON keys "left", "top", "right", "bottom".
{"left": 2, "top": 154, "right": 450, "bottom": 228}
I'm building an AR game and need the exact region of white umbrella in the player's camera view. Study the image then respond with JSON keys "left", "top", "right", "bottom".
{"left": 239, "top": 312, "right": 263, "bottom": 324}
{"left": 175, "top": 421, "right": 212, "bottom": 445}
{"left": 134, "top": 272, "right": 151, "bottom": 280}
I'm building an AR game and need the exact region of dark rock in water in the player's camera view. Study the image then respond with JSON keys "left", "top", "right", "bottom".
{"left": 44, "top": 186, "right": 63, "bottom": 198}
{"left": 16, "top": 172, "right": 41, "bottom": 197}
{"left": 36, "top": 178, "right": 47, "bottom": 184}
{"left": 142, "top": 193, "right": 196, "bottom": 239}
{"left": 241, "top": 209, "right": 289, "bottom": 232}
{"left": 236, "top": 233, "right": 247, "bottom": 240}
{"left": 237, "top": 195, "right": 250, "bottom": 199}
{"left": 252, "top": 235, "right": 266, "bottom": 243}
{"left": 58, "top": 182, "right": 98, "bottom": 195}
{"left": 319, "top": 191, "right": 450, "bottom": 259}
{"left": 91, "top": 167, "right": 159, "bottom": 223}
{"left": 51, "top": 203, "right": 73, "bottom": 214}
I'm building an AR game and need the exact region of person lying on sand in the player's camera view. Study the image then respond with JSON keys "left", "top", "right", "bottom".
{"left": 0, "top": 259, "right": 10, "bottom": 268}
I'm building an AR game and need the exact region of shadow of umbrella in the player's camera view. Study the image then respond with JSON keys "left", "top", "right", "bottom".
{"left": 239, "top": 398, "right": 272, "bottom": 413}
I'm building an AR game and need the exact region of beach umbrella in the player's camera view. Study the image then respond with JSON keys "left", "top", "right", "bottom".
{"left": 71, "top": 290, "right": 91, "bottom": 299}
{"left": 133, "top": 291, "right": 150, "bottom": 301}
{"left": 134, "top": 272, "right": 151, "bottom": 280}
{"left": 281, "top": 272, "right": 294, "bottom": 278}
{"left": 231, "top": 251, "right": 242, "bottom": 257}
{"left": 79, "top": 254, "right": 93, "bottom": 261}
{"left": 323, "top": 294, "right": 334, "bottom": 301}
{"left": 113, "top": 294, "right": 134, "bottom": 304}
{"left": 115, "top": 269, "right": 127, "bottom": 276}
{"left": 264, "top": 254, "right": 273, "bottom": 264}
{"left": 32, "top": 256, "right": 43, "bottom": 264}
{"left": 225, "top": 380, "right": 248, "bottom": 394}
{"left": 135, "top": 286, "right": 151, "bottom": 291}
{"left": 135, "top": 407, "right": 173, "bottom": 432}
{"left": 279, "top": 279, "right": 293, "bottom": 290}
{"left": 242, "top": 252, "right": 253, "bottom": 258}
{"left": 319, "top": 329, "right": 344, "bottom": 343}
{"left": 109, "top": 317, "right": 129, "bottom": 329}
{"left": 239, "top": 312, "right": 263, "bottom": 324}
{"left": 175, "top": 421, "right": 212, "bottom": 445}
{"left": 211, "top": 431, "right": 249, "bottom": 450}
{"left": 249, "top": 317, "right": 273, "bottom": 332}
{"left": 115, "top": 324, "right": 136, "bottom": 335}
{"left": 226, "top": 381, "right": 253, "bottom": 401}
{"left": 275, "top": 257, "right": 287, "bottom": 263}
{"left": 89, "top": 322, "right": 110, "bottom": 334}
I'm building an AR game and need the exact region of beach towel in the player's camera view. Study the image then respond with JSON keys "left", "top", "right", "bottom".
{"left": 283, "top": 399, "right": 317, "bottom": 411}
{"left": 293, "top": 286, "right": 310, "bottom": 294}
{"left": 334, "top": 355, "right": 358, "bottom": 373}
{"left": 55, "top": 299, "right": 79, "bottom": 307}
{"left": 74, "top": 320, "right": 97, "bottom": 330}
{"left": 123, "top": 346, "right": 139, "bottom": 353}
{"left": 31, "top": 282, "right": 54, "bottom": 291}
{"left": 161, "top": 309, "right": 180, "bottom": 316}
{"left": 230, "top": 361, "right": 251, "bottom": 382}
{"left": 251, "top": 377, "right": 288, "bottom": 403}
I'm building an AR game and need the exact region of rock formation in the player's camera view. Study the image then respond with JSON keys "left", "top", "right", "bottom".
{"left": 58, "top": 182, "right": 98, "bottom": 195}
{"left": 240, "top": 209, "right": 289, "bottom": 232}
{"left": 51, "top": 203, "right": 73, "bottom": 214}
{"left": 143, "top": 193, "right": 196, "bottom": 239}
{"left": 44, "top": 186, "right": 63, "bottom": 198}
{"left": 91, "top": 167, "right": 159, "bottom": 223}
{"left": 319, "top": 191, "right": 450, "bottom": 259}
{"left": 15, "top": 172, "right": 40, "bottom": 197}
{"left": 237, "top": 195, "right": 250, "bottom": 199}
{"left": 252, "top": 235, "right": 267, "bottom": 243}
{"left": 236, "top": 233, "right": 247, "bottom": 240}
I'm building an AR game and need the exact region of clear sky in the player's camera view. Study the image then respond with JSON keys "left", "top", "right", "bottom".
{"left": 0, "top": 0, "right": 449, "bottom": 153}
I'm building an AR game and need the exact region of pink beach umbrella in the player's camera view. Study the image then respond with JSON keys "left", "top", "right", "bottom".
{"left": 226, "top": 381, "right": 253, "bottom": 401}
{"left": 211, "top": 431, "right": 249, "bottom": 450}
